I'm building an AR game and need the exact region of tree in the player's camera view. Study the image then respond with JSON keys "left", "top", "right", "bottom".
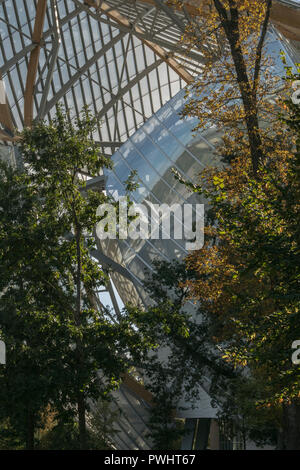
{"left": 0, "top": 107, "right": 144, "bottom": 449}
{"left": 177, "top": 70, "right": 300, "bottom": 448}
{"left": 123, "top": 2, "right": 299, "bottom": 448}
{"left": 125, "top": 257, "right": 285, "bottom": 449}
{"left": 125, "top": 259, "right": 237, "bottom": 449}
{"left": 177, "top": 0, "right": 291, "bottom": 173}
{"left": 161, "top": 0, "right": 300, "bottom": 448}
{"left": 0, "top": 161, "right": 71, "bottom": 449}
{"left": 37, "top": 397, "right": 120, "bottom": 450}
{"left": 21, "top": 105, "right": 112, "bottom": 450}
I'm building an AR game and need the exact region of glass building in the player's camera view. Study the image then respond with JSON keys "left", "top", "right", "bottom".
{"left": 99, "top": 88, "right": 220, "bottom": 305}
{"left": 1, "top": 0, "right": 300, "bottom": 450}
{"left": 98, "top": 29, "right": 296, "bottom": 307}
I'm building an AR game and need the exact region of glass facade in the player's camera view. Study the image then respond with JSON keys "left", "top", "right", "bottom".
{"left": 101, "top": 30, "right": 295, "bottom": 306}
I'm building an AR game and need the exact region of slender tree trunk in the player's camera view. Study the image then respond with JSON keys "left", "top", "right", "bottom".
{"left": 74, "top": 222, "right": 87, "bottom": 450}
{"left": 225, "top": 28, "right": 263, "bottom": 174}
{"left": 276, "top": 427, "right": 284, "bottom": 449}
{"left": 26, "top": 410, "right": 35, "bottom": 450}
{"left": 213, "top": 0, "right": 272, "bottom": 174}
{"left": 241, "top": 417, "right": 247, "bottom": 450}
{"left": 77, "top": 391, "right": 87, "bottom": 450}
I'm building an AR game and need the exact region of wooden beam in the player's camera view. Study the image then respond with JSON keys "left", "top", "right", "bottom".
{"left": 0, "top": 72, "right": 14, "bottom": 135}
{"left": 0, "top": 131, "right": 13, "bottom": 142}
{"left": 101, "top": 0, "right": 201, "bottom": 16}
{"left": 92, "top": 0, "right": 300, "bottom": 42}
{"left": 84, "top": 0, "right": 194, "bottom": 84}
{"left": 84, "top": 0, "right": 300, "bottom": 80}
{"left": 0, "top": 132, "right": 20, "bottom": 143}
{"left": 271, "top": 1, "right": 300, "bottom": 42}
{"left": 16, "top": 0, "right": 300, "bottom": 132}
{"left": 24, "top": 0, "right": 47, "bottom": 127}
{"left": 122, "top": 373, "right": 154, "bottom": 406}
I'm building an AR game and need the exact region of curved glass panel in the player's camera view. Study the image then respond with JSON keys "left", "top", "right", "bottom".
{"left": 102, "top": 30, "right": 296, "bottom": 307}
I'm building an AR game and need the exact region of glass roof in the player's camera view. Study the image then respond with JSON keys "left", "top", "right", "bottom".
{"left": 0, "top": 0, "right": 207, "bottom": 155}
{"left": 1, "top": 0, "right": 299, "bottom": 153}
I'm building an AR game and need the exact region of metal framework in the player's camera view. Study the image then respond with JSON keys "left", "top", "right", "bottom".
{"left": 1, "top": 1, "right": 299, "bottom": 150}
{"left": 0, "top": 0, "right": 202, "bottom": 153}
{"left": 1, "top": 0, "right": 299, "bottom": 151}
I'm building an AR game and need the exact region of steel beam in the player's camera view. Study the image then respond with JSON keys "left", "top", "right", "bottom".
{"left": 0, "top": 6, "right": 82, "bottom": 77}
{"left": 104, "top": 0, "right": 200, "bottom": 17}
{"left": 96, "top": 58, "right": 164, "bottom": 121}
{"left": 90, "top": 0, "right": 300, "bottom": 44}
{"left": 90, "top": 249, "right": 134, "bottom": 282}
{"left": 40, "top": 30, "right": 126, "bottom": 118}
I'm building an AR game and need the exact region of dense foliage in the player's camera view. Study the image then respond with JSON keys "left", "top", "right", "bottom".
{"left": 0, "top": 108, "right": 144, "bottom": 449}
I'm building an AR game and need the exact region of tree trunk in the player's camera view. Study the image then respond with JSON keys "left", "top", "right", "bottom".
{"left": 74, "top": 222, "right": 87, "bottom": 450}
{"left": 213, "top": 0, "right": 269, "bottom": 174}
{"left": 281, "top": 400, "right": 300, "bottom": 450}
{"left": 26, "top": 410, "right": 35, "bottom": 450}
{"left": 77, "top": 391, "right": 87, "bottom": 450}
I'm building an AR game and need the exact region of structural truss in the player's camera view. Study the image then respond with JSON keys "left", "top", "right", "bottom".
{"left": 1, "top": 0, "right": 300, "bottom": 154}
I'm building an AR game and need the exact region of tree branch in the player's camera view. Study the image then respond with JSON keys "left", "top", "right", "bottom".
{"left": 252, "top": 0, "right": 272, "bottom": 98}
